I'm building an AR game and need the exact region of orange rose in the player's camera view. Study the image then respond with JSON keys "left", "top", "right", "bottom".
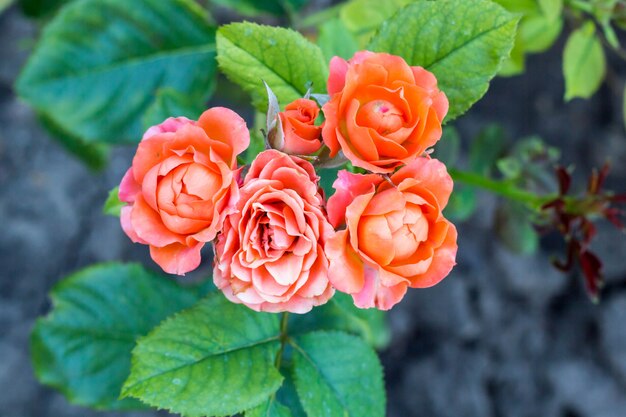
{"left": 277, "top": 98, "right": 323, "bottom": 155}
{"left": 325, "top": 157, "right": 457, "bottom": 310}
{"left": 322, "top": 51, "right": 448, "bottom": 173}
{"left": 119, "top": 108, "right": 249, "bottom": 275}
{"left": 214, "top": 150, "right": 334, "bottom": 313}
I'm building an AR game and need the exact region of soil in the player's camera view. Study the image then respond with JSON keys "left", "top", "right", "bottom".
{"left": 1, "top": 4, "right": 626, "bottom": 417}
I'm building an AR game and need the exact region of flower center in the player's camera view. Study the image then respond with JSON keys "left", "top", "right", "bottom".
{"left": 357, "top": 100, "right": 404, "bottom": 134}
{"left": 390, "top": 207, "right": 429, "bottom": 261}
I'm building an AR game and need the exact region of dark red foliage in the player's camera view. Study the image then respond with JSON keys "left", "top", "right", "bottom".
{"left": 539, "top": 164, "right": 625, "bottom": 301}
{"left": 556, "top": 166, "right": 572, "bottom": 195}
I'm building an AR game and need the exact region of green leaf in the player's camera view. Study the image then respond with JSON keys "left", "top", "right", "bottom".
{"left": 38, "top": 113, "right": 109, "bottom": 170}
{"left": 512, "top": 135, "right": 561, "bottom": 165}
{"left": 496, "top": 201, "right": 539, "bottom": 255}
{"left": 210, "top": 0, "right": 307, "bottom": 16}
{"left": 19, "top": 0, "right": 69, "bottom": 17}
{"left": 539, "top": 0, "right": 563, "bottom": 21}
{"left": 319, "top": 167, "right": 341, "bottom": 199}
{"left": 244, "top": 111, "right": 269, "bottom": 165}
{"left": 491, "top": 0, "right": 537, "bottom": 13}
{"left": 142, "top": 88, "right": 206, "bottom": 131}
{"left": 247, "top": 396, "right": 294, "bottom": 417}
{"left": 216, "top": 22, "right": 328, "bottom": 112}
{"left": 563, "top": 21, "right": 606, "bottom": 101}
{"left": 499, "top": 36, "right": 526, "bottom": 76}
{"left": 275, "top": 367, "right": 307, "bottom": 417}
{"left": 291, "top": 293, "right": 390, "bottom": 349}
{"left": 495, "top": 0, "right": 561, "bottom": 76}
{"left": 299, "top": 2, "right": 344, "bottom": 29}
{"left": 122, "top": 293, "right": 283, "bottom": 417}
{"left": 444, "top": 186, "right": 477, "bottom": 222}
{"left": 601, "top": 21, "right": 620, "bottom": 49}
{"left": 291, "top": 331, "right": 385, "bottom": 417}
{"left": 433, "top": 126, "right": 460, "bottom": 166}
{"left": 368, "top": 0, "right": 519, "bottom": 120}
{"left": 469, "top": 124, "right": 507, "bottom": 175}
{"left": 340, "top": 0, "right": 413, "bottom": 40}
{"left": 16, "top": 0, "right": 217, "bottom": 144}
{"left": 103, "top": 186, "right": 123, "bottom": 217}
{"left": 318, "top": 18, "right": 359, "bottom": 62}
{"left": 496, "top": 157, "right": 523, "bottom": 179}
{"left": 519, "top": 13, "right": 563, "bottom": 53}
{"left": 1, "top": 0, "right": 14, "bottom": 14}
{"left": 31, "top": 263, "right": 203, "bottom": 410}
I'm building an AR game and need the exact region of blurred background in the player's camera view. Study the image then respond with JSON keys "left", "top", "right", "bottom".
{"left": 2, "top": 0, "right": 626, "bottom": 416}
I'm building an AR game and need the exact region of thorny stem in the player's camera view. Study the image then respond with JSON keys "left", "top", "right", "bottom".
{"left": 448, "top": 168, "right": 552, "bottom": 210}
{"left": 274, "top": 312, "right": 290, "bottom": 368}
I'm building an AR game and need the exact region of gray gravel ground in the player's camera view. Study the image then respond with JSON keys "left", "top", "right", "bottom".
{"left": 2, "top": 5, "right": 626, "bottom": 417}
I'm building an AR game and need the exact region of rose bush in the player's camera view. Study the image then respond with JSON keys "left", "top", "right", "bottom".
{"left": 325, "top": 157, "right": 458, "bottom": 310}
{"left": 322, "top": 51, "right": 449, "bottom": 173}
{"left": 119, "top": 109, "right": 249, "bottom": 275}
{"left": 213, "top": 149, "right": 334, "bottom": 313}
{"left": 24, "top": 0, "right": 579, "bottom": 415}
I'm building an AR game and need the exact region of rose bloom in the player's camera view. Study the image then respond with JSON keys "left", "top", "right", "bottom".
{"left": 119, "top": 108, "right": 249, "bottom": 275}
{"left": 214, "top": 149, "right": 334, "bottom": 313}
{"left": 277, "top": 98, "right": 323, "bottom": 155}
{"left": 325, "top": 157, "right": 457, "bottom": 310}
{"left": 322, "top": 51, "right": 448, "bottom": 173}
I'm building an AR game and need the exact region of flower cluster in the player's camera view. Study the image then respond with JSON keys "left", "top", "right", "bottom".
{"left": 119, "top": 51, "right": 458, "bottom": 312}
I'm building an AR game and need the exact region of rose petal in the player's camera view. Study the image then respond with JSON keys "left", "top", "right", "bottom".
{"left": 143, "top": 117, "right": 193, "bottom": 141}
{"left": 410, "top": 221, "right": 457, "bottom": 288}
{"left": 321, "top": 96, "right": 341, "bottom": 157}
{"left": 150, "top": 241, "right": 203, "bottom": 275}
{"left": 131, "top": 195, "right": 183, "bottom": 247}
{"left": 326, "top": 170, "right": 381, "bottom": 228}
{"left": 326, "top": 230, "right": 365, "bottom": 294}
{"left": 351, "top": 265, "right": 408, "bottom": 310}
{"left": 119, "top": 168, "right": 140, "bottom": 203}
{"left": 391, "top": 157, "right": 453, "bottom": 209}
{"left": 357, "top": 215, "right": 395, "bottom": 266}
{"left": 120, "top": 206, "right": 147, "bottom": 244}
{"left": 265, "top": 254, "right": 304, "bottom": 286}
{"left": 328, "top": 56, "right": 349, "bottom": 95}
{"left": 198, "top": 107, "right": 250, "bottom": 166}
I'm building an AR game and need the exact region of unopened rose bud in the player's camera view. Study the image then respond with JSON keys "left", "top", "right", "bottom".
{"left": 275, "top": 98, "right": 323, "bottom": 155}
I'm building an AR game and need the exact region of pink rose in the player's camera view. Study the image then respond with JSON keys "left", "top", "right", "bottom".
{"left": 325, "top": 157, "right": 458, "bottom": 310}
{"left": 214, "top": 149, "right": 334, "bottom": 313}
{"left": 119, "top": 108, "right": 249, "bottom": 275}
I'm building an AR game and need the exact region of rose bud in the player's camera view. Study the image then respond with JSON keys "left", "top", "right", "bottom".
{"left": 118, "top": 108, "right": 249, "bottom": 275}
{"left": 277, "top": 98, "right": 323, "bottom": 155}
{"left": 322, "top": 51, "right": 448, "bottom": 173}
{"left": 214, "top": 149, "right": 334, "bottom": 313}
{"left": 266, "top": 97, "right": 323, "bottom": 156}
{"left": 325, "top": 157, "right": 457, "bottom": 310}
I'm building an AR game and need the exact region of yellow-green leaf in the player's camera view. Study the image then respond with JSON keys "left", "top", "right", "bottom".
{"left": 563, "top": 22, "right": 606, "bottom": 101}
